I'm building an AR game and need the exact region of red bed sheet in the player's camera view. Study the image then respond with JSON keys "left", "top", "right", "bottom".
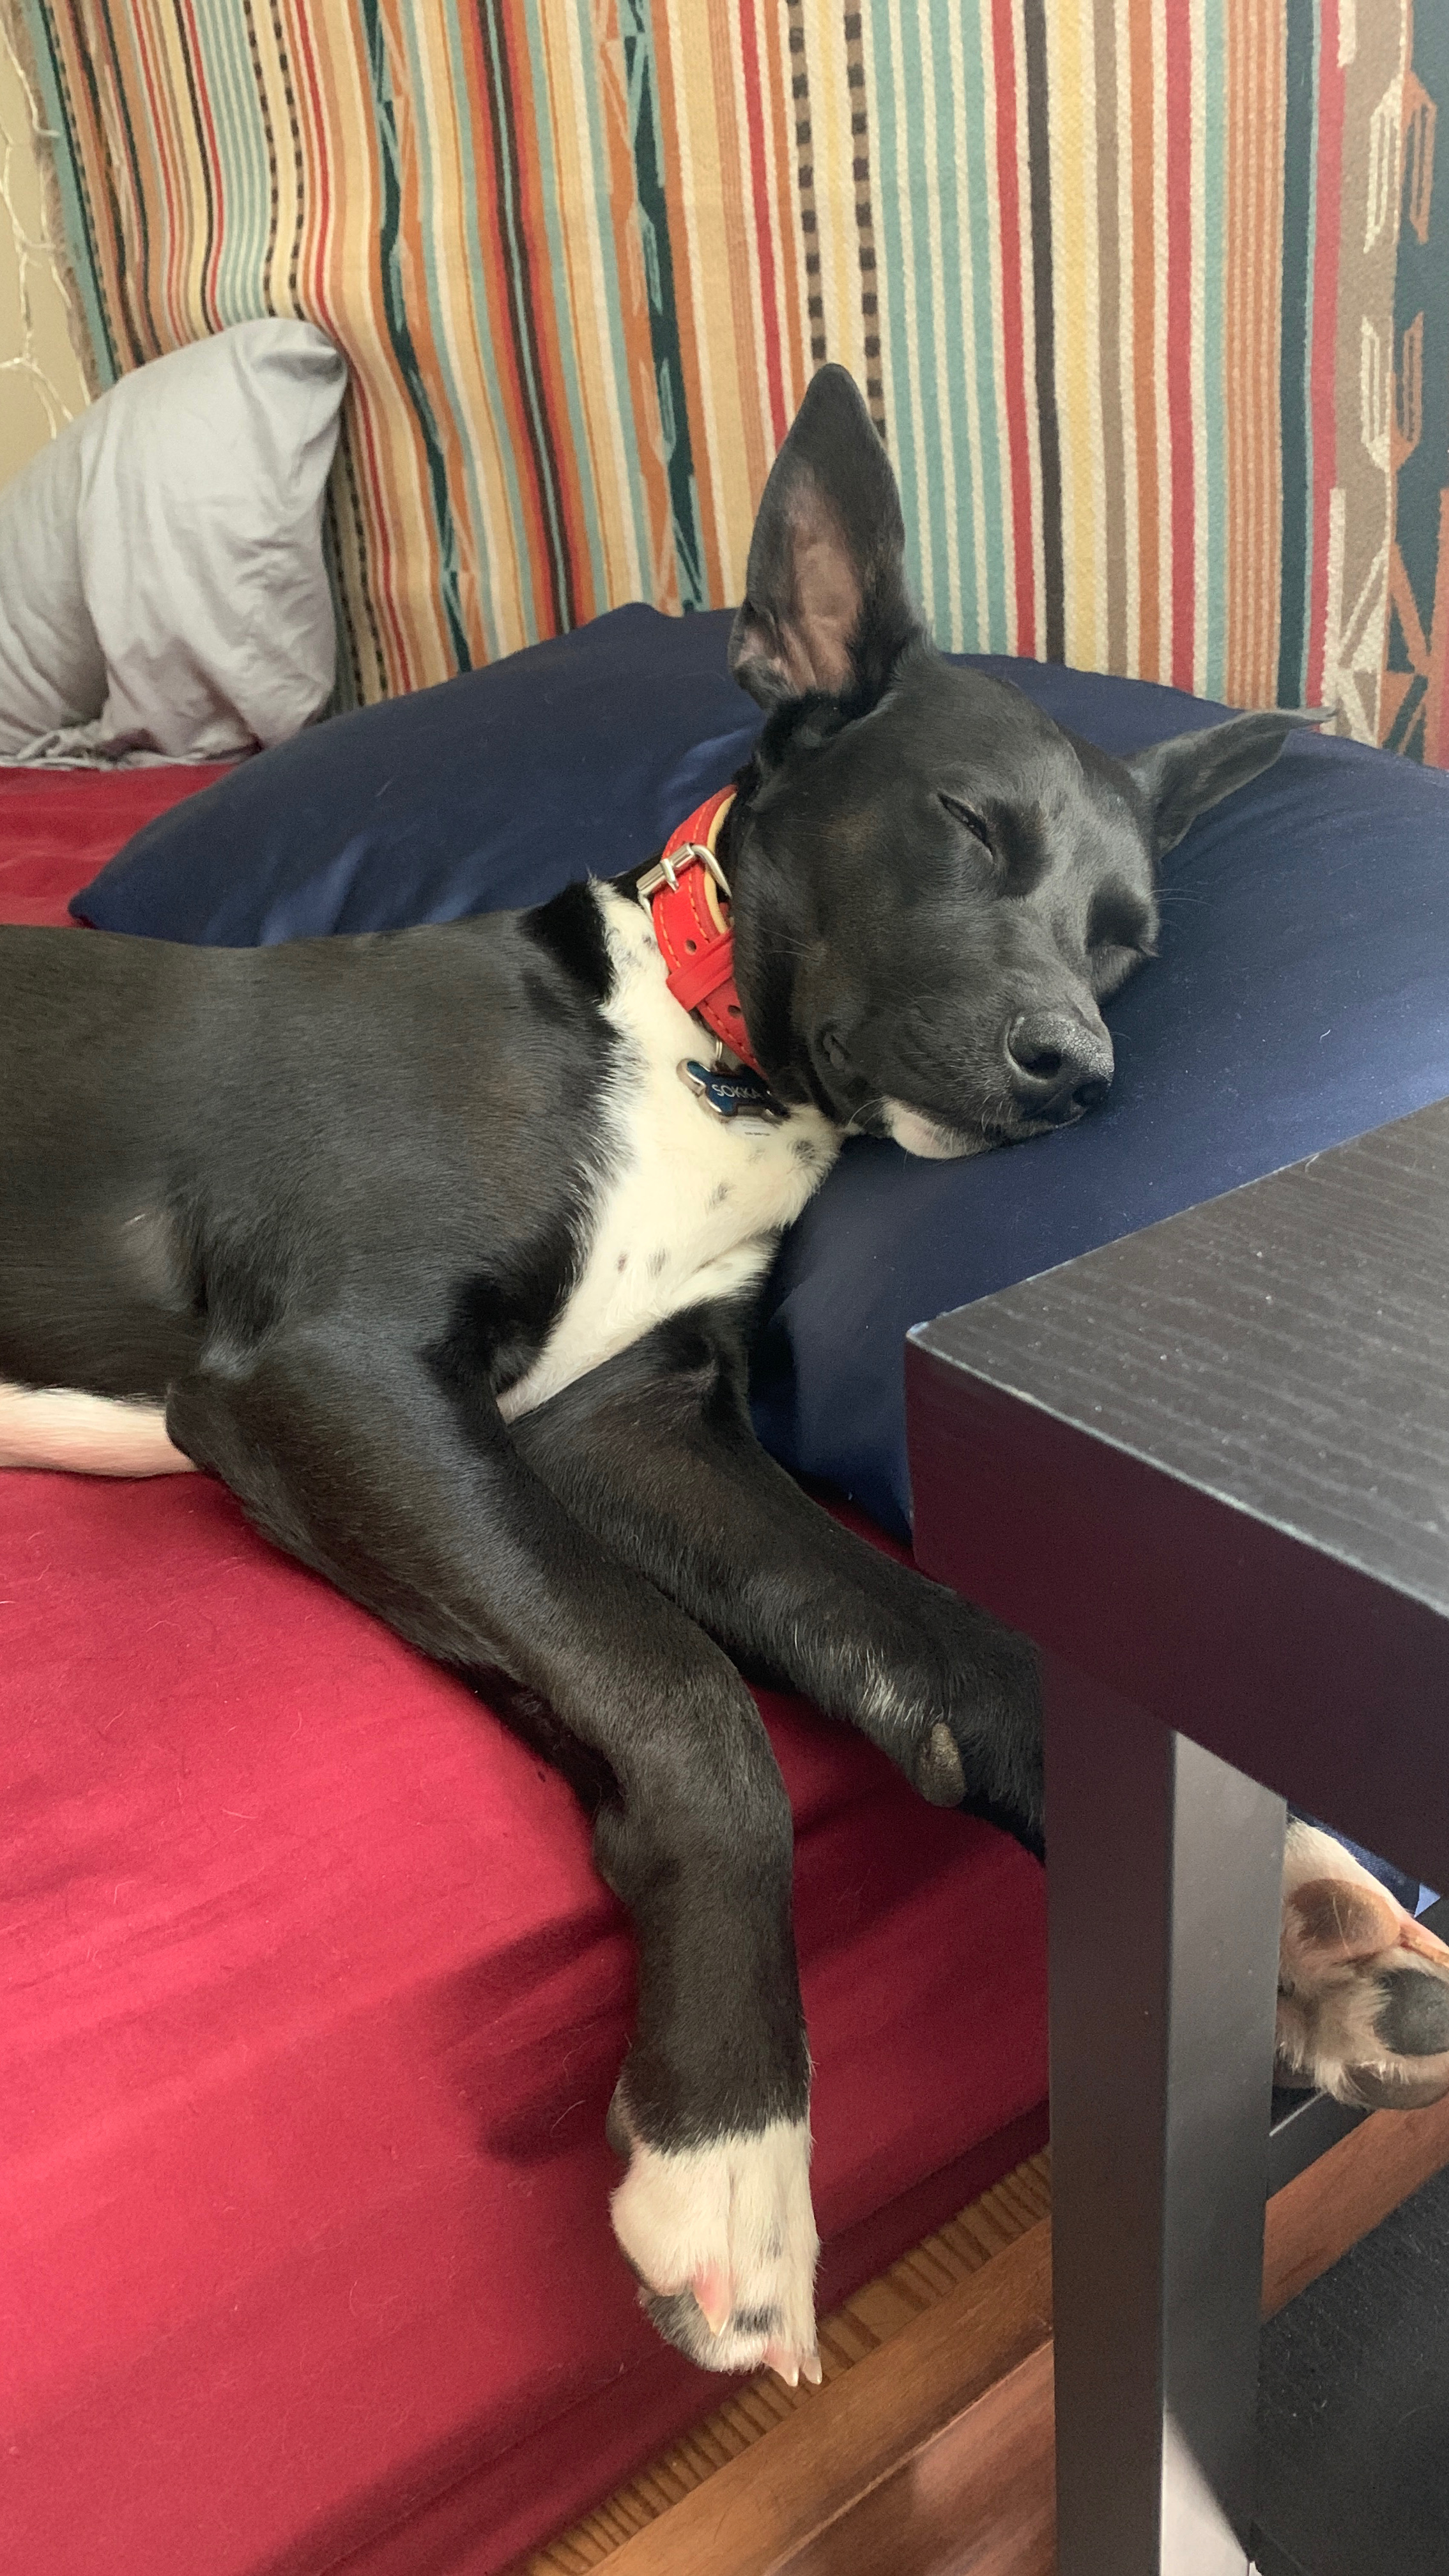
{"left": 1, "top": 772, "right": 1048, "bottom": 2576}
{"left": 0, "top": 762, "right": 233, "bottom": 924}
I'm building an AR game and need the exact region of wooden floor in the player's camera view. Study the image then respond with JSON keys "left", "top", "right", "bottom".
{"left": 519, "top": 2088, "right": 1449, "bottom": 2576}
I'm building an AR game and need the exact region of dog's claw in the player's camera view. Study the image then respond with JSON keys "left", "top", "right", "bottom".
{"left": 917, "top": 1718, "right": 966, "bottom": 1807}
{"left": 763, "top": 2339, "right": 820, "bottom": 2389}
{"left": 691, "top": 2264, "right": 733, "bottom": 2338}
{"left": 604, "top": 2082, "right": 632, "bottom": 2159}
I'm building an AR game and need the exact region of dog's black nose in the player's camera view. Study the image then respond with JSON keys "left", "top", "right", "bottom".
{"left": 1006, "top": 1011, "right": 1114, "bottom": 1122}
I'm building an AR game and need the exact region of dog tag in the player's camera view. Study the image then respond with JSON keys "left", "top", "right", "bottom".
{"left": 677, "top": 1057, "right": 788, "bottom": 1123}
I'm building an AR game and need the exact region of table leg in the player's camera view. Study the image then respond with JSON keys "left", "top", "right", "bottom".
{"left": 1046, "top": 1658, "right": 1286, "bottom": 2575}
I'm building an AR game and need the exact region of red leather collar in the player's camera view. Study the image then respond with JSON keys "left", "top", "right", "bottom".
{"left": 639, "top": 786, "right": 762, "bottom": 1072}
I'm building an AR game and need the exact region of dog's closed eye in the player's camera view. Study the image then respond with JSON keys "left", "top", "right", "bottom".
{"left": 1086, "top": 894, "right": 1155, "bottom": 985}
{"left": 1091, "top": 946, "right": 1147, "bottom": 1000}
{"left": 938, "top": 793, "right": 995, "bottom": 854}
{"left": 1089, "top": 937, "right": 1156, "bottom": 1002}
{"left": 1086, "top": 892, "right": 1153, "bottom": 954}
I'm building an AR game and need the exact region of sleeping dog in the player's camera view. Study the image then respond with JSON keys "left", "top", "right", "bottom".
{"left": 4, "top": 368, "right": 1447, "bottom": 2387}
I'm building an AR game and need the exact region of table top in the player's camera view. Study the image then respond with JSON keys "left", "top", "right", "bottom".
{"left": 906, "top": 1100, "right": 1449, "bottom": 1886}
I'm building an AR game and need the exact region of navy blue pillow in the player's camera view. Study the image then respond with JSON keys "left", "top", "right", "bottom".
{"left": 78, "top": 608, "right": 1449, "bottom": 1542}
{"left": 77, "top": 608, "right": 760, "bottom": 941}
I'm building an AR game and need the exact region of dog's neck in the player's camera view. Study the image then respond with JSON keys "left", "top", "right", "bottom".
{"left": 632, "top": 772, "right": 823, "bottom": 1121}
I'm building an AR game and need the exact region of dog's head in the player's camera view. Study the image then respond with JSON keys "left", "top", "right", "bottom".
{"left": 726, "top": 367, "right": 1321, "bottom": 1153}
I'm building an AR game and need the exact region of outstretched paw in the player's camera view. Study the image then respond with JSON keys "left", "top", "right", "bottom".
{"left": 915, "top": 1604, "right": 1045, "bottom": 1855}
{"left": 1277, "top": 1823, "right": 1449, "bottom": 2110}
{"left": 608, "top": 2094, "right": 821, "bottom": 2383}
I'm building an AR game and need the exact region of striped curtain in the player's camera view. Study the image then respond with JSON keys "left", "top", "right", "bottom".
{"left": 15, "top": 0, "right": 1448, "bottom": 761}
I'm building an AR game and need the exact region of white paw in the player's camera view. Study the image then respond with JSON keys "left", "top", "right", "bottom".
{"left": 610, "top": 2111, "right": 821, "bottom": 2382}
{"left": 1277, "top": 1823, "right": 1449, "bottom": 2110}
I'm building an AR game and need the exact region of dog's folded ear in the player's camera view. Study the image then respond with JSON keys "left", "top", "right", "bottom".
{"left": 1124, "top": 706, "right": 1331, "bottom": 857}
{"left": 729, "top": 365, "right": 924, "bottom": 712}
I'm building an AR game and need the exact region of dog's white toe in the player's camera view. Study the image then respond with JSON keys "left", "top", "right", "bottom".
{"left": 610, "top": 2111, "right": 820, "bottom": 2378}
{"left": 1277, "top": 1822, "right": 1449, "bottom": 2111}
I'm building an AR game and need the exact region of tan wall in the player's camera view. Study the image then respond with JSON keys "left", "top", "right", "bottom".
{"left": 1, "top": 15, "right": 89, "bottom": 491}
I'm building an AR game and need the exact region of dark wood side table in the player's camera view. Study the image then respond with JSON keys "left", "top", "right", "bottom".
{"left": 907, "top": 1099, "right": 1449, "bottom": 2576}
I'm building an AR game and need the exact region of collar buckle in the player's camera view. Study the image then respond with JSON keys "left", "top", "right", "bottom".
{"left": 637, "top": 840, "right": 732, "bottom": 903}
{"left": 642, "top": 785, "right": 762, "bottom": 1075}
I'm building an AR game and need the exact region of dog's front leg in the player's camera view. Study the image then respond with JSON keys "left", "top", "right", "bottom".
{"left": 512, "top": 1305, "right": 1043, "bottom": 1856}
{"left": 167, "top": 1321, "right": 820, "bottom": 2382}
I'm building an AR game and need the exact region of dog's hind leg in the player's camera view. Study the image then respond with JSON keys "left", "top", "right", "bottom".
{"left": 512, "top": 1302, "right": 1044, "bottom": 1859}
{"left": 0, "top": 1380, "right": 197, "bottom": 1475}
{"left": 165, "top": 1315, "right": 819, "bottom": 2384}
{"left": 1275, "top": 1820, "right": 1449, "bottom": 2110}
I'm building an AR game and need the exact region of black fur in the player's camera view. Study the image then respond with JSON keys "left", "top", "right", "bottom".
{"left": 0, "top": 365, "right": 1317, "bottom": 2368}
{"left": 521, "top": 877, "right": 616, "bottom": 1002}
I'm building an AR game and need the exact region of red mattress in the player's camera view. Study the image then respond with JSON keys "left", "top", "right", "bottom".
{"left": 0, "top": 763, "right": 234, "bottom": 923}
{"left": 0, "top": 771, "right": 1048, "bottom": 2576}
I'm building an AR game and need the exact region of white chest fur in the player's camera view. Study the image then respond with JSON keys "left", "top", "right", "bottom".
{"left": 498, "top": 884, "right": 839, "bottom": 1422}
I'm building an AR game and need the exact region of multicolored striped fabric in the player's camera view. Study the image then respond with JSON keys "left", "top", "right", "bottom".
{"left": 14, "top": 0, "right": 1448, "bottom": 760}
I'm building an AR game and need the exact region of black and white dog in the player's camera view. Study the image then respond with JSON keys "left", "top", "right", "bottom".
{"left": 4, "top": 369, "right": 1446, "bottom": 2387}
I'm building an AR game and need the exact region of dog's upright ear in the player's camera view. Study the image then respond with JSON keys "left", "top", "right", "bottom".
{"left": 1124, "top": 707, "right": 1330, "bottom": 857}
{"left": 729, "top": 365, "right": 924, "bottom": 711}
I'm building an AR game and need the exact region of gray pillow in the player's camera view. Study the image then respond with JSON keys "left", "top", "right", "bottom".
{"left": 0, "top": 319, "right": 346, "bottom": 763}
